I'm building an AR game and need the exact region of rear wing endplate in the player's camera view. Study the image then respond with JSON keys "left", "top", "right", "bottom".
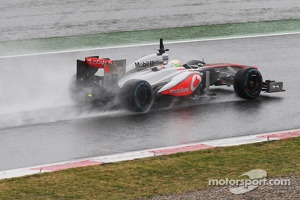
{"left": 76, "top": 58, "right": 126, "bottom": 86}
{"left": 103, "top": 59, "right": 126, "bottom": 86}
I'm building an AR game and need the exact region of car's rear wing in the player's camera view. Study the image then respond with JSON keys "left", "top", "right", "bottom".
{"left": 76, "top": 57, "right": 126, "bottom": 86}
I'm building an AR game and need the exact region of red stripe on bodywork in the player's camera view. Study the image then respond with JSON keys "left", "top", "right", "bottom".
{"left": 149, "top": 144, "right": 214, "bottom": 155}
{"left": 257, "top": 130, "right": 300, "bottom": 140}
{"left": 31, "top": 160, "right": 102, "bottom": 172}
{"left": 204, "top": 63, "right": 258, "bottom": 69}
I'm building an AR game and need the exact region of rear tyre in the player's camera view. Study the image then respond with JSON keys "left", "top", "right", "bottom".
{"left": 234, "top": 68, "right": 262, "bottom": 99}
{"left": 121, "top": 80, "right": 153, "bottom": 112}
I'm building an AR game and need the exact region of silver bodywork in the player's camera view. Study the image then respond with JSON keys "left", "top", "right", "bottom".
{"left": 71, "top": 38, "right": 284, "bottom": 112}
{"left": 118, "top": 52, "right": 202, "bottom": 94}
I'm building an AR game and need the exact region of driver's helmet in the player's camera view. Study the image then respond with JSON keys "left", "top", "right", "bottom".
{"left": 169, "top": 60, "right": 182, "bottom": 68}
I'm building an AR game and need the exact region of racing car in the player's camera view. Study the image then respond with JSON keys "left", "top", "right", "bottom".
{"left": 69, "top": 39, "right": 284, "bottom": 112}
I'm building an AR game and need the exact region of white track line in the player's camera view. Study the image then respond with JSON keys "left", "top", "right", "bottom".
{"left": 1, "top": 31, "right": 300, "bottom": 59}
{"left": 1, "top": 129, "right": 299, "bottom": 180}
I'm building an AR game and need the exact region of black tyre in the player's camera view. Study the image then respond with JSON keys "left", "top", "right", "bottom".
{"left": 234, "top": 68, "right": 263, "bottom": 99}
{"left": 121, "top": 80, "right": 153, "bottom": 112}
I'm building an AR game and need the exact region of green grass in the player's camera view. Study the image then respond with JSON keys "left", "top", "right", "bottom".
{"left": 0, "top": 137, "right": 299, "bottom": 200}
{"left": 1, "top": 19, "right": 300, "bottom": 57}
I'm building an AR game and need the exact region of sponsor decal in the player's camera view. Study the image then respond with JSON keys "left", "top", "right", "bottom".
{"left": 135, "top": 61, "right": 155, "bottom": 70}
{"left": 170, "top": 87, "right": 189, "bottom": 94}
{"left": 161, "top": 74, "right": 202, "bottom": 96}
{"left": 86, "top": 57, "right": 113, "bottom": 68}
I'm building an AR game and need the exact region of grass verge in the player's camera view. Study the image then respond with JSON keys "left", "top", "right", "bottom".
{"left": 0, "top": 137, "right": 299, "bottom": 199}
{"left": 1, "top": 19, "right": 300, "bottom": 57}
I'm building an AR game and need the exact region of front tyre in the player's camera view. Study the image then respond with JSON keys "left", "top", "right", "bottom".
{"left": 234, "top": 68, "right": 262, "bottom": 99}
{"left": 121, "top": 80, "right": 154, "bottom": 112}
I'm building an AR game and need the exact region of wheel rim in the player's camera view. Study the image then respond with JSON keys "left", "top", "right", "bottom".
{"left": 248, "top": 74, "right": 259, "bottom": 91}
{"left": 245, "top": 71, "right": 262, "bottom": 97}
{"left": 136, "top": 86, "right": 149, "bottom": 105}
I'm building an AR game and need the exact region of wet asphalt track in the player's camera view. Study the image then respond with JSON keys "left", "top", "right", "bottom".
{"left": 0, "top": 33, "right": 300, "bottom": 170}
{"left": 1, "top": 0, "right": 300, "bottom": 41}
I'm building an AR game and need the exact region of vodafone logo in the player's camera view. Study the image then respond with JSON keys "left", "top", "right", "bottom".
{"left": 190, "top": 74, "right": 202, "bottom": 91}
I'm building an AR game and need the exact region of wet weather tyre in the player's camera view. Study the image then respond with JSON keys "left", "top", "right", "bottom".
{"left": 121, "top": 80, "right": 154, "bottom": 112}
{"left": 234, "top": 68, "right": 263, "bottom": 99}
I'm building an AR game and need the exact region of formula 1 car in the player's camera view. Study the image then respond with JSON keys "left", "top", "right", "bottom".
{"left": 69, "top": 39, "right": 284, "bottom": 112}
